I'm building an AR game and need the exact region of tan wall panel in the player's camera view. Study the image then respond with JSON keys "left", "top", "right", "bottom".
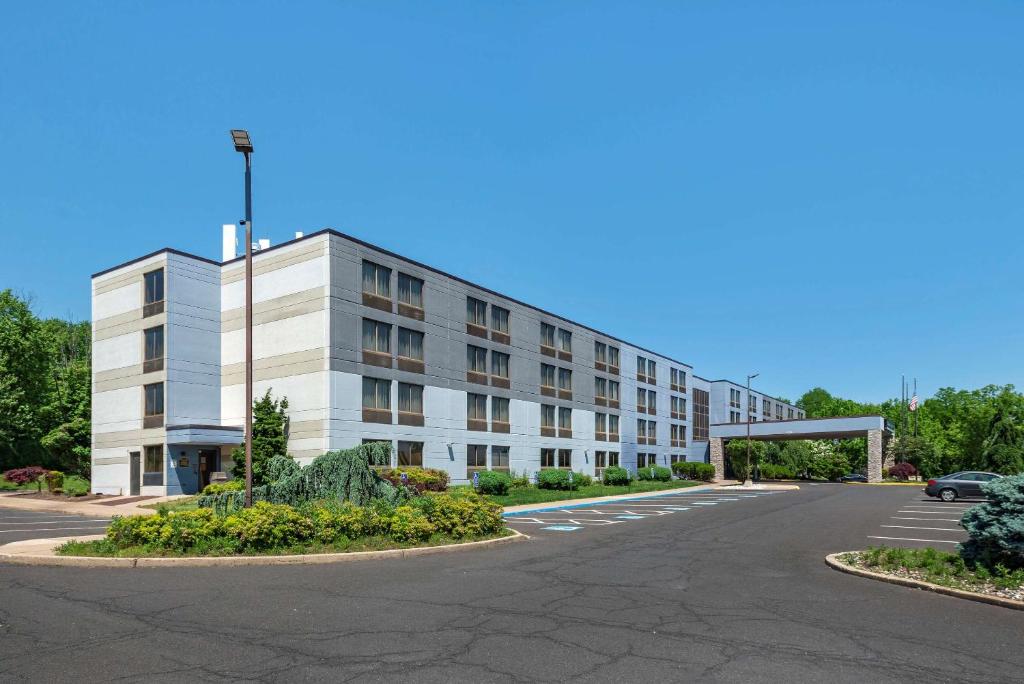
{"left": 93, "top": 428, "right": 166, "bottom": 449}
{"left": 222, "top": 240, "right": 327, "bottom": 285}
{"left": 94, "top": 311, "right": 166, "bottom": 342}
{"left": 221, "top": 288, "right": 326, "bottom": 332}
{"left": 93, "top": 256, "right": 168, "bottom": 296}
{"left": 94, "top": 368, "right": 166, "bottom": 394}
{"left": 221, "top": 349, "right": 326, "bottom": 385}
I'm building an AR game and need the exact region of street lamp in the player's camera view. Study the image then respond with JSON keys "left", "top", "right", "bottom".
{"left": 230, "top": 129, "right": 254, "bottom": 508}
{"left": 745, "top": 373, "right": 759, "bottom": 486}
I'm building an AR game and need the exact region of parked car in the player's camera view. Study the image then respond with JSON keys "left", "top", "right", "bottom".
{"left": 837, "top": 473, "right": 868, "bottom": 483}
{"left": 923, "top": 471, "right": 1003, "bottom": 502}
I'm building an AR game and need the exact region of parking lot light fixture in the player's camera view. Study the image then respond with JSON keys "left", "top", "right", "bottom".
{"left": 746, "top": 373, "right": 759, "bottom": 486}
{"left": 230, "top": 129, "right": 254, "bottom": 507}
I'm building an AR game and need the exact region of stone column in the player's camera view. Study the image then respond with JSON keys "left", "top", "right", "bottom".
{"left": 867, "top": 429, "right": 883, "bottom": 482}
{"left": 710, "top": 437, "right": 725, "bottom": 481}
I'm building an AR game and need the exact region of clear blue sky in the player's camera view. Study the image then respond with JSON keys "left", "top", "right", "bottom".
{"left": 2, "top": 2, "right": 1021, "bottom": 405}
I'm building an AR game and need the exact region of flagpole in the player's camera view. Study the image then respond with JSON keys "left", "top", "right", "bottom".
{"left": 913, "top": 378, "right": 918, "bottom": 437}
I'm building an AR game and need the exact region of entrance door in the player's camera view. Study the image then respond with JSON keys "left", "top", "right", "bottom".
{"left": 129, "top": 451, "right": 141, "bottom": 496}
{"left": 198, "top": 449, "right": 220, "bottom": 490}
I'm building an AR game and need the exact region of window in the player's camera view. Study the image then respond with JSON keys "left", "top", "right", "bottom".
{"left": 143, "top": 382, "right": 163, "bottom": 427}
{"left": 362, "top": 377, "right": 391, "bottom": 423}
{"left": 540, "top": 363, "right": 556, "bottom": 390}
{"left": 143, "top": 326, "right": 164, "bottom": 373}
{"left": 362, "top": 261, "right": 391, "bottom": 298}
{"left": 595, "top": 377, "right": 607, "bottom": 402}
{"left": 558, "top": 407, "right": 572, "bottom": 436}
{"left": 491, "top": 351, "right": 510, "bottom": 379}
{"left": 749, "top": 394, "right": 758, "bottom": 412}
{"left": 558, "top": 449, "right": 572, "bottom": 468}
{"left": 594, "top": 341, "right": 607, "bottom": 368}
{"left": 492, "top": 446, "right": 510, "bottom": 471}
{"left": 637, "top": 388, "right": 647, "bottom": 411}
{"left": 397, "top": 272, "right": 424, "bottom": 310}
{"left": 775, "top": 403, "right": 783, "bottom": 420}
{"left": 362, "top": 319, "right": 391, "bottom": 353}
{"left": 637, "top": 418, "right": 647, "bottom": 443}
{"left": 608, "top": 346, "right": 620, "bottom": 371}
{"left": 541, "top": 448, "right": 556, "bottom": 468}
{"left": 693, "top": 388, "right": 709, "bottom": 441}
{"left": 492, "top": 397, "right": 510, "bottom": 427}
{"left": 608, "top": 414, "right": 620, "bottom": 438}
{"left": 467, "top": 393, "right": 488, "bottom": 430}
{"left": 143, "top": 268, "right": 164, "bottom": 318}
{"left": 648, "top": 421, "right": 657, "bottom": 444}
{"left": 608, "top": 380, "right": 620, "bottom": 405}
{"left": 397, "top": 441, "right": 423, "bottom": 467}
{"left": 467, "top": 345, "right": 488, "bottom": 377}
{"left": 467, "top": 445, "right": 487, "bottom": 475}
{"left": 671, "top": 424, "right": 686, "bottom": 447}
{"left": 143, "top": 444, "right": 163, "bottom": 486}
{"left": 558, "top": 368, "right": 572, "bottom": 393}
{"left": 491, "top": 305, "right": 510, "bottom": 343}
{"left": 397, "top": 383, "right": 423, "bottom": 414}
{"left": 638, "top": 452, "right": 655, "bottom": 468}
{"left": 397, "top": 328, "right": 424, "bottom": 361}
{"left": 558, "top": 328, "right": 572, "bottom": 353}
{"left": 595, "top": 412, "right": 607, "bottom": 440}
{"left": 647, "top": 359, "right": 656, "bottom": 383}
{"left": 541, "top": 404, "right": 556, "bottom": 429}
{"left": 540, "top": 322, "right": 556, "bottom": 349}
{"left": 788, "top": 408, "right": 794, "bottom": 419}
{"left": 648, "top": 391, "right": 657, "bottom": 414}
{"left": 671, "top": 395, "right": 686, "bottom": 419}
{"left": 637, "top": 355, "right": 647, "bottom": 382}
{"left": 467, "top": 297, "right": 488, "bottom": 327}
{"left": 671, "top": 368, "right": 686, "bottom": 391}
{"left": 730, "top": 388, "right": 741, "bottom": 409}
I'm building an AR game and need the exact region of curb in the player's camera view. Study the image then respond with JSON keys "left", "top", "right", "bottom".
{"left": 825, "top": 552, "right": 1024, "bottom": 611}
{"left": 0, "top": 529, "right": 528, "bottom": 568}
{"left": 502, "top": 483, "right": 718, "bottom": 515}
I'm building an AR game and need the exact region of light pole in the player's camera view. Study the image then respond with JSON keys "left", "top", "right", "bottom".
{"left": 745, "top": 373, "right": 759, "bottom": 486}
{"left": 230, "top": 129, "right": 254, "bottom": 508}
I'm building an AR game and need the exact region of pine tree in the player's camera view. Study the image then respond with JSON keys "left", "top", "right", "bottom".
{"left": 231, "top": 390, "right": 290, "bottom": 486}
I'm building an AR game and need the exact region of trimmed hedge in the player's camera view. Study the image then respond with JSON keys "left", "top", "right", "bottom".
{"left": 757, "top": 463, "right": 797, "bottom": 480}
{"left": 602, "top": 466, "right": 632, "bottom": 486}
{"left": 475, "top": 470, "right": 512, "bottom": 495}
{"left": 379, "top": 467, "right": 450, "bottom": 493}
{"left": 99, "top": 494, "right": 505, "bottom": 555}
{"left": 636, "top": 466, "right": 672, "bottom": 482}
{"left": 670, "top": 462, "right": 715, "bottom": 482}
{"left": 537, "top": 469, "right": 591, "bottom": 490}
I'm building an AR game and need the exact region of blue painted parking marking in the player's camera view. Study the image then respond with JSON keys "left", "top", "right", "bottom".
{"left": 616, "top": 515, "right": 644, "bottom": 519}
{"left": 543, "top": 525, "right": 582, "bottom": 531}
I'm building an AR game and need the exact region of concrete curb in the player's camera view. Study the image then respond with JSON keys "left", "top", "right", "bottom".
{"left": 502, "top": 484, "right": 717, "bottom": 514}
{"left": 0, "top": 529, "right": 527, "bottom": 568}
{"left": 825, "top": 552, "right": 1024, "bottom": 611}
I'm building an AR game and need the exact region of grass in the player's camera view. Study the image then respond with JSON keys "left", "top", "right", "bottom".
{"left": 0, "top": 474, "right": 90, "bottom": 496}
{"left": 56, "top": 530, "right": 513, "bottom": 558}
{"left": 841, "top": 546, "right": 1024, "bottom": 593}
{"left": 448, "top": 479, "right": 702, "bottom": 506}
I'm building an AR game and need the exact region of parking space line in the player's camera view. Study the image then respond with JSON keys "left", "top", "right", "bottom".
{"left": 891, "top": 516, "right": 961, "bottom": 522}
{"left": 868, "top": 535, "right": 959, "bottom": 544}
{"left": 896, "top": 510, "right": 963, "bottom": 515}
{"left": 881, "top": 525, "right": 963, "bottom": 532}
{"left": 0, "top": 519, "right": 111, "bottom": 526}
{"left": 0, "top": 525, "right": 110, "bottom": 534}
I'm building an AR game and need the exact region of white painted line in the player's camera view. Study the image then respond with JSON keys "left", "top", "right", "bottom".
{"left": 0, "top": 519, "right": 111, "bottom": 526}
{"left": 689, "top": 502, "right": 718, "bottom": 506}
{"left": 0, "top": 525, "right": 109, "bottom": 534}
{"left": 881, "top": 525, "right": 964, "bottom": 532}
{"left": 891, "top": 516, "right": 961, "bottom": 522}
{"left": 867, "top": 535, "right": 959, "bottom": 544}
{"left": 896, "top": 510, "right": 964, "bottom": 515}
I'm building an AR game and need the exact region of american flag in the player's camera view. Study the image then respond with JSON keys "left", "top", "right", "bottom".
{"left": 908, "top": 394, "right": 919, "bottom": 412}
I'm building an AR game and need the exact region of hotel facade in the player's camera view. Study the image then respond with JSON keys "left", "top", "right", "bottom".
{"left": 90, "top": 229, "right": 804, "bottom": 496}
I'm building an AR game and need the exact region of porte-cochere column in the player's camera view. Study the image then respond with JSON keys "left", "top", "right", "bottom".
{"left": 710, "top": 437, "right": 725, "bottom": 481}
{"left": 867, "top": 429, "right": 883, "bottom": 482}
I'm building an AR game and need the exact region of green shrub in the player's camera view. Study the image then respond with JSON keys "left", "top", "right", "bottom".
{"left": 202, "top": 480, "right": 244, "bottom": 495}
{"left": 671, "top": 462, "right": 716, "bottom": 482}
{"left": 107, "top": 508, "right": 226, "bottom": 551}
{"left": 379, "top": 467, "right": 450, "bottom": 493}
{"left": 758, "top": 463, "right": 796, "bottom": 480}
{"left": 45, "top": 471, "right": 64, "bottom": 493}
{"left": 223, "top": 502, "right": 315, "bottom": 551}
{"left": 537, "top": 469, "right": 579, "bottom": 490}
{"left": 475, "top": 470, "right": 511, "bottom": 495}
{"left": 602, "top": 466, "right": 631, "bottom": 485}
{"left": 636, "top": 466, "right": 671, "bottom": 482}
{"left": 960, "top": 474, "right": 1024, "bottom": 570}
{"left": 509, "top": 470, "right": 532, "bottom": 489}
{"left": 417, "top": 494, "right": 504, "bottom": 538}
{"left": 388, "top": 505, "right": 436, "bottom": 542}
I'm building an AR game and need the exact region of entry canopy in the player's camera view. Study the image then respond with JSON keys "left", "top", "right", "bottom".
{"left": 166, "top": 424, "right": 244, "bottom": 445}
{"left": 710, "top": 415, "right": 892, "bottom": 441}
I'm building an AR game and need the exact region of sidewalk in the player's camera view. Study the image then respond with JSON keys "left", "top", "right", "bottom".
{"left": 0, "top": 492, "right": 185, "bottom": 517}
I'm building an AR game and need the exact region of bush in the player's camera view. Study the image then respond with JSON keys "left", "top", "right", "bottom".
{"left": 201, "top": 480, "right": 244, "bottom": 495}
{"left": 758, "top": 463, "right": 796, "bottom": 480}
{"left": 3, "top": 466, "right": 47, "bottom": 485}
{"left": 45, "top": 471, "right": 64, "bottom": 493}
{"left": 888, "top": 462, "right": 918, "bottom": 481}
{"left": 388, "top": 505, "right": 436, "bottom": 542}
{"left": 509, "top": 470, "right": 532, "bottom": 489}
{"left": 671, "top": 462, "right": 715, "bottom": 482}
{"left": 536, "top": 469, "right": 582, "bottom": 490}
{"left": 960, "top": 474, "right": 1024, "bottom": 570}
{"left": 475, "top": 470, "right": 511, "bottom": 495}
{"left": 107, "top": 508, "right": 226, "bottom": 551}
{"left": 223, "top": 502, "right": 315, "bottom": 551}
{"left": 636, "top": 466, "right": 672, "bottom": 482}
{"left": 414, "top": 494, "right": 504, "bottom": 538}
{"left": 602, "top": 466, "right": 631, "bottom": 485}
{"left": 379, "top": 467, "right": 450, "bottom": 493}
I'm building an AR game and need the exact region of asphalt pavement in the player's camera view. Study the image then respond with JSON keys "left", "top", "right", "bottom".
{"left": 0, "top": 508, "right": 111, "bottom": 543}
{"left": 1, "top": 484, "right": 1020, "bottom": 683}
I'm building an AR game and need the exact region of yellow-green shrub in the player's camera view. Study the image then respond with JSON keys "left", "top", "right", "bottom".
{"left": 223, "top": 502, "right": 314, "bottom": 551}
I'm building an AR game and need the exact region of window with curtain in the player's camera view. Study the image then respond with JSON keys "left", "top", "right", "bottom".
{"left": 608, "top": 346, "right": 620, "bottom": 368}
{"left": 594, "top": 341, "right": 607, "bottom": 364}
{"left": 648, "top": 391, "right": 657, "bottom": 412}
{"left": 637, "top": 418, "right": 646, "bottom": 440}
{"left": 492, "top": 446, "right": 509, "bottom": 470}
{"left": 467, "top": 393, "right": 487, "bottom": 421}
{"left": 649, "top": 422, "right": 656, "bottom": 442}
{"left": 144, "top": 382, "right": 164, "bottom": 416}
{"left": 397, "top": 272, "right": 423, "bottom": 308}
{"left": 492, "top": 397, "right": 510, "bottom": 423}
{"left": 144, "top": 445, "right": 163, "bottom": 473}
{"left": 609, "top": 414, "right": 619, "bottom": 435}
{"left": 362, "top": 377, "right": 391, "bottom": 409}
{"left": 362, "top": 319, "right": 391, "bottom": 353}
{"left": 558, "top": 368, "right": 572, "bottom": 391}
{"left": 637, "top": 355, "right": 646, "bottom": 376}
{"left": 541, "top": 448, "right": 555, "bottom": 468}
{"left": 608, "top": 451, "right": 619, "bottom": 466}
{"left": 467, "top": 345, "right": 487, "bottom": 373}
{"left": 490, "top": 351, "right": 509, "bottom": 378}
{"left": 595, "top": 377, "right": 607, "bottom": 399}
{"left": 144, "top": 326, "right": 164, "bottom": 362}
{"left": 595, "top": 413, "right": 607, "bottom": 433}
{"left": 540, "top": 322, "right": 555, "bottom": 348}
{"left": 397, "top": 383, "right": 423, "bottom": 414}
{"left": 397, "top": 328, "right": 424, "bottom": 360}
{"left": 557, "top": 449, "right": 572, "bottom": 468}
{"left": 540, "top": 363, "right": 555, "bottom": 388}
{"left": 362, "top": 261, "right": 391, "bottom": 298}
{"left": 647, "top": 359, "right": 656, "bottom": 381}
{"left": 558, "top": 407, "right": 572, "bottom": 430}
{"left": 467, "top": 297, "right": 488, "bottom": 326}
{"left": 144, "top": 269, "right": 164, "bottom": 304}
{"left": 558, "top": 328, "right": 572, "bottom": 353}
{"left": 467, "top": 445, "right": 487, "bottom": 470}
{"left": 595, "top": 451, "right": 607, "bottom": 469}
{"left": 609, "top": 380, "right": 620, "bottom": 402}
{"left": 540, "top": 404, "right": 555, "bottom": 428}
{"left": 397, "top": 441, "right": 423, "bottom": 467}
{"left": 491, "top": 306, "right": 509, "bottom": 334}
{"left": 637, "top": 388, "right": 647, "bottom": 410}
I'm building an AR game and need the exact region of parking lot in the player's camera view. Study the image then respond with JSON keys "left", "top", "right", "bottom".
{"left": 867, "top": 490, "right": 973, "bottom": 549}
{"left": 0, "top": 508, "right": 111, "bottom": 543}
{"left": 505, "top": 488, "right": 782, "bottom": 537}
